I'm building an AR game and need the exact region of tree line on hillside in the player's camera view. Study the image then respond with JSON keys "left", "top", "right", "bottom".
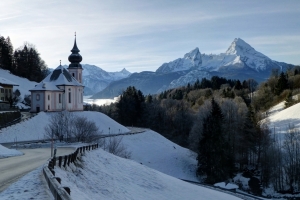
{"left": 88, "top": 70, "right": 300, "bottom": 196}
{"left": 0, "top": 35, "right": 49, "bottom": 82}
{"left": 252, "top": 67, "right": 300, "bottom": 112}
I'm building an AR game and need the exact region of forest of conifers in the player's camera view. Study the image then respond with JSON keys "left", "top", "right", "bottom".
{"left": 0, "top": 35, "right": 49, "bottom": 82}
{"left": 95, "top": 69, "right": 300, "bottom": 195}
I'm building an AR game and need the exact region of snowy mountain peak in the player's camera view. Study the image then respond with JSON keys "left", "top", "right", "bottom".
{"left": 225, "top": 38, "right": 254, "bottom": 55}
{"left": 156, "top": 47, "right": 202, "bottom": 74}
{"left": 81, "top": 64, "right": 132, "bottom": 95}
{"left": 184, "top": 47, "right": 202, "bottom": 66}
{"left": 120, "top": 68, "right": 131, "bottom": 75}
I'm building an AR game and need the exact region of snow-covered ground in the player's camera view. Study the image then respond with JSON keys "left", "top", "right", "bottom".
{"left": 0, "top": 167, "right": 53, "bottom": 200}
{"left": 0, "top": 144, "right": 23, "bottom": 158}
{"left": 118, "top": 130, "right": 198, "bottom": 181}
{"left": 266, "top": 102, "right": 285, "bottom": 116}
{"left": 54, "top": 148, "right": 241, "bottom": 200}
{"left": 0, "top": 110, "right": 242, "bottom": 199}
{"left": 265, "top": 102, "right": 300, "bottom": 141}
{"left": 0, "top": 111, "right": 129, "bottom": 143}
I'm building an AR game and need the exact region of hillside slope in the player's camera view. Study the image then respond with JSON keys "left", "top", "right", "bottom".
{"left": 120, "top": 130, "right": 198, "bottom": 181}
{"left": 266, "top": 102, "right": 300, "bottom": 141}
{"left": 55, "top": 148, "right": 241, "bottom": 200}
{"left": 0, "top": 111, "right": 129, "bottom": 143}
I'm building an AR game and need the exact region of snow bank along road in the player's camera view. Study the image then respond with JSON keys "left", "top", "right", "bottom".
{"left": 0, "top": 147, "right": 74, "bottom": 192}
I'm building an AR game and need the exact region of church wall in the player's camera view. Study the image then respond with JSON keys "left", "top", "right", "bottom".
{"left": 30, "top": 91, "right": 45, "bottom": 112}
{"left": 64, "top": 86, "right": 83, "bottom": 111}
{"left": 47, "top": 91, "right": 64, "bottom": 111}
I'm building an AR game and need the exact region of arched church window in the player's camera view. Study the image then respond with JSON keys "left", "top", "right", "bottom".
{"left": 36, "top": 94, "right": 40, "bottom": 101}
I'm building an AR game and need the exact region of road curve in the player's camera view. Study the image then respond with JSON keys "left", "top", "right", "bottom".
{"left": 0, "top": 147, "right": 75, "bottom": 192}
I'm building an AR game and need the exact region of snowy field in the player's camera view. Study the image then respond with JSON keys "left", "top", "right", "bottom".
{"left": 0, "top": 110, "right": 242, "bottom": 199}
{"left": 54, "top": 148, "right": 241, "bottom": 200}
{"left": 265, "top": 102, "right": 300, "bottom": 141}
{"left": 118, "top": 130, "right": 198, "bottom": 182}
{"left": 0, "top": 144, "right": 23, "bottom": 159}
{"left": 0, "top": 111, "right": 129, "bottom": 143}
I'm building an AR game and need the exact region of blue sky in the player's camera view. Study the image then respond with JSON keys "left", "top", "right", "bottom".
{"left": 1, "top": 0, "right": 299, "bottom": 72}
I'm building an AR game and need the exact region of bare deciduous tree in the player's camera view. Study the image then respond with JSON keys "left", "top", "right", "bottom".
{"left": 44, "top": 112, "right": 67, "bottom": 140}
{"left": 71, "top": 116, "right": 100, "bottom": 142}
{"left": 282, "top": 124, "right": 300, "bottom": 192}
{"left": 44, "top": 111, "right": 101, "bottom": 143}
{"left": 101, "top": 136, "right": 131, "bottom": 159}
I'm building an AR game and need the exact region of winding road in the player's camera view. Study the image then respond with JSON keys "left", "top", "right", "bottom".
{"left": 0, "top": 147, "right": 75, "bottom": 192}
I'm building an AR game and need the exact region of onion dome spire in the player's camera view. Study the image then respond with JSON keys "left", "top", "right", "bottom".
{"left": 68, "top": 32, "right": 82, "bottom": 68}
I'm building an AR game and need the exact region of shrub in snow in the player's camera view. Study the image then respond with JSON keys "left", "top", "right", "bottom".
{"left": 101, "top": 136, "right": 131, "bottom": 159}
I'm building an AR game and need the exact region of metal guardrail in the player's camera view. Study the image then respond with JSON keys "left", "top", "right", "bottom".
{"left": 1, "top": 129, "right": 146, "bottom": 148}
{"left": 44, "top": 144, "right": 99, "bottom": 200}
{"left": 0, "top": 117, "right": 21, "bottom": 130}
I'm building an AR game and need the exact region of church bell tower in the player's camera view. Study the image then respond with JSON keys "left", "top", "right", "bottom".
{"left": 68, "top": 33, "right": 83, "bottom": 83}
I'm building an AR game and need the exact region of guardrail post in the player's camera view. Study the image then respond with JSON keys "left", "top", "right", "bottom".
{"left": 63, "top": 155, "right": 68, "bottom": 168}
{"left": 63, "top": 187, "right": 71, "bottom": 195}
{"left": 68, "top": 154, "right": 71, "bottom": 166}
{"left": 58, "top": 156, "right": 62, "bottom": 167}
{"left": 53, "top": 157, "right": 56, "bottom": 167}
{"left": 56, "top": 177, "right": 61, "bottom": 184}
{"left": 48, "top": 160, "right": 52, "bottom": 169}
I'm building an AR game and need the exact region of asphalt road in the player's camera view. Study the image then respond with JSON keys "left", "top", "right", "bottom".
{"left": 0, "top": 147, "right": 75, "bottom": 192}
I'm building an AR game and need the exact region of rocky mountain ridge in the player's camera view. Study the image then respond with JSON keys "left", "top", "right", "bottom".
{"left": 81, "top": 64, "right": 131, "bottom": 95}
{"left": 89, "top": 38, "right": 293, "bottom": 98}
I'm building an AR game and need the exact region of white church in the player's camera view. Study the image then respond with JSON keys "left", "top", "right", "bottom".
{"left": 30, "top": 37, "right": 84, "bottom": 112}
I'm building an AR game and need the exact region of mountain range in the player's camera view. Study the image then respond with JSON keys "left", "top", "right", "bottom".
{"left": 88, "top": 38, "right": 293, "bottom": 99}
{"left": 81, "top": 64, "right": 131, "bottom": 95}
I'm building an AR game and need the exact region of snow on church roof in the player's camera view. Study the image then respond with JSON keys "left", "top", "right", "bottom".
{"left": 30, "top": 65, "right": 82, "bottom": 91}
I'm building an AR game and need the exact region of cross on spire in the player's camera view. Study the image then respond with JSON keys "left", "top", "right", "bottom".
{"left": 75, "top": 32, "right": 76, "bottom": 38}
{"left": 60, "top": 60, "right": 61, "bottom": 65}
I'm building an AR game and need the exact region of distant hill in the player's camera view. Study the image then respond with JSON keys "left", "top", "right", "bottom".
{"left": 91, "top": 71, "right": 186, "bottom": 99}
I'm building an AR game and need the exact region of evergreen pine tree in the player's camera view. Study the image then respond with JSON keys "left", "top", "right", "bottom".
{"left": 197, "top": 98, "right": 233, "bottom": 183}
{"left": 116, "top": 86, "right": 145, "bottom": 126}
{"left": 235, "top": 80, "right": 243, "bottom": 90}
{"left": 275, "top": 72, "right": 288, "bottom": 95}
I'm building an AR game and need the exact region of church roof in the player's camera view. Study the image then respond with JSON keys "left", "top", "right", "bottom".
{"left": 30, "top": 65, "right": 83, "bottom": 91}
